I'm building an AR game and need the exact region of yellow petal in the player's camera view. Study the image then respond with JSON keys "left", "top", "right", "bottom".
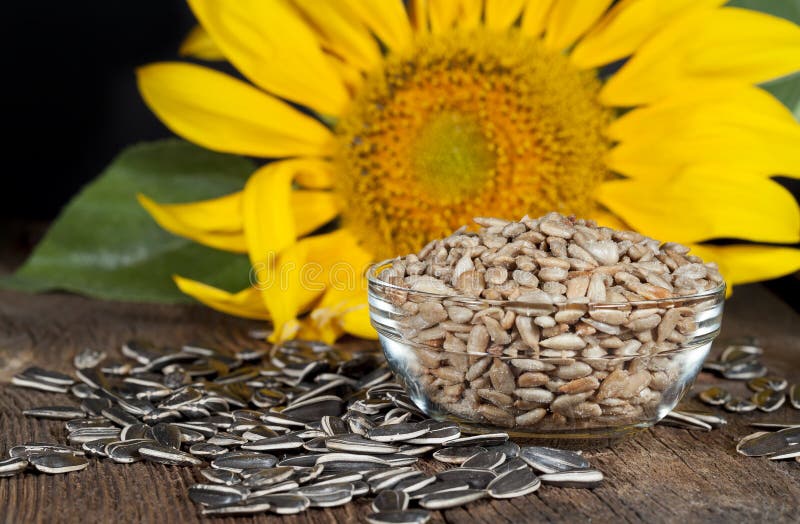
{"left": 311, "top": 286, "right": 375, "bottom": 343}
{"left": 137, "top": 63, "right": 332, "bottom": 158}
{"left": 296, "top": 316, "right": 342, "bottom": 344}
{"left": 243, "top": 161, "right": 302, "bottom": 341}
{"left": 291, "top": 0, "right": 382, "bottom": 73}
{"left": 570, "top": 0, "right": 725, "bottom": 69}
{"left": 341, "top": 0, "right": 412, "bottom": 53}
{"left": 298, "top": 229, "right": 374, "bottom": 297}
{"left": 520, "top": 0, "right": 554, "bottom": 37}
{"left": 485, "top": 0, "right": 527, "bottom": 30}
{"left": 269, "top": 228, "right": 373, "bottom": 341}
{"left": 264, "top": 238, "right": 310, "bottom": 342}
{"left": 457, "top": 0, "right": 483, "bottom": 30}
{"left": 138, "top": 193, "right": 248, "bottom": 253}
{"left": 427, "top": 0, "right": 457, "bottom": 33}
{"left": 179, "top": 25, "right": 225, "bottom": 60}
{"left": 139, "top": 183, "right": 337, "bottom": 252}
{"left": 410, "top": 0, "right": 429, "bottom": 34}
{"left": 605, "top": 86, "right": 800, "bottom": 180}
{"left": 340, "top": 299, "right": 376, "bottom": 339}
{"left": 688, "top": 244, "right": 800, "bottom": 286}
{"left": 173, "top": 275, "right": 270, "bottom": 320}
{"left": 326, "top": 53, "right": 364, "bottom": 95}
{"left": 607, "top": 84, "right": 799, "bottom": 142}
{"left": 294, "top": 159, "right": 335, "bottom": 189}
{"left": 597, "top": 167, "right": 800, "bottom": 245}
{"left": 187, "top": 0, "right": 348, "bottom": 116}
{"left": 243, "top": 161, "right": 302, "bottom": 267}
{"left": 292, "top": 190, "right": 340, "bottom": 237}
{"left": 544, "top": 0, "right": 613, "bottom": 52}
{"left": 305, "top": 230, "right": 376, "bottom": 341}
{"left": 428, "top": 0, "right": 481, "bottom": 33}
{"left": 601, "top": 7, "right": 800, "bottom": 106}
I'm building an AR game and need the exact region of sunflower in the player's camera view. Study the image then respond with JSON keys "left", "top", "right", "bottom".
{"left": 137, "top": 0, "right": 800, "bottom": 343}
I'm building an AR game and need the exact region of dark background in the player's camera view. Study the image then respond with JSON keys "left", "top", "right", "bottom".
{"left": 0, "top": 1, "right": 195, "bottom": 269}
{"left": 0, "top": 1, "right": 797, "bottom": 305}
{"left": 2, "top": 1, "right": 194, "bottom": 224}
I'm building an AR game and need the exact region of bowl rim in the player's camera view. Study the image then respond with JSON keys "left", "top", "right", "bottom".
{"left": 366, "top": 258, "right": 726, "bottom": 307}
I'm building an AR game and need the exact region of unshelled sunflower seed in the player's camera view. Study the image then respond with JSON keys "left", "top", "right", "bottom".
{"left": 461, "top": 450, "right": 506, "bottom": 470}
{"left": 0, "top": 457, "right": 29, "bottom": 477}
{"left": 789, "top": 384, "right": 800, "bottom": 409}
{"left": 724, "top": 398, "right": 757, "bottom": 413}
{"left": 372, "top": 490, "right": 410, "bottom": 512}
{"left": 433, "top": 446, "right": 485, "bottom": 465}
{"left": 29, "top": 453, "right": 89, "bottom": 474}
{"left": 419, "top": 488, "right": 485, "bottom": 509}
{"left": 539, "top": 468, "right": 603, "bottom": 488}
{"left": 519, "top": 446, "right": 589, "bottom": 473}
{"left": 747, "top": 376, "right": 788, "bottom": 393}
{"left": 436, "top": 468, "right": 496, "bottom": 489}
{"left": 752, "top": 389, "right": 786, "bottom": 412}
{"left": 487, "top": 468, "right": 541, "bottom": 498}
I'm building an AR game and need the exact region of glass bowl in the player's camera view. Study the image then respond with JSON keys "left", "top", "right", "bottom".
{"left": 367, "top": 259, "right": 725, "bottom": 446}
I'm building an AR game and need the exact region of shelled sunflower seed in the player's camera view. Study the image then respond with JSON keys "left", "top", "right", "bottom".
{"left": 7, "top": 339, "right": 604, "bottom": 518}
{"left": 374, "top": 213, "right": 726, "bottom": 432}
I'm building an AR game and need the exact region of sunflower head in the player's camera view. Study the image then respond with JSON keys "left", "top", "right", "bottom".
{"left": 137, "top": 0, "right": 800, "bottom": 342}
{"left": 335, "top": 29, "right": 612, "bottom": 259}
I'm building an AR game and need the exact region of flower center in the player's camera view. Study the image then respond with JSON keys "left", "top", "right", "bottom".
{"left": 411, "top": 111, "right": 494, "bottom": 199}
{"left": 335, "top": 30, "right": 612, "bottom": 260}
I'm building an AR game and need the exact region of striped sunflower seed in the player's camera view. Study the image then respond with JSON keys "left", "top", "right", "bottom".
{"left": 0, "top": 457, "right": 29, "bottom": 477}
{"left": 432, "top": 446, "right": 485, "bottom": 465}
{"left": 29, "top": 453, "right": 89, "bottom": 474}
{"left": 418, "top": 488, "right": 485, "bottom": 509}
{"left": 519, "top": 446, "right": 589, "bottom": 473}
{"left": 539, "top": 468, "right": 603, "bottom": 488}
{"left": 487, "top": 467, "right": 541, "bottom": 498}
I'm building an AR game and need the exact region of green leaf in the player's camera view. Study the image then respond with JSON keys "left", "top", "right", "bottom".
{"left": 762, "top": 72, "right": 800, "bottom": 121}
{"left": 2, "top": 139, "right": 255, "bottom": 303}
{"left": 727, "top": 0, "right": 800, "bottom": 120}
{"left": 726, "top": 0, "right": 800, "bottom": 24}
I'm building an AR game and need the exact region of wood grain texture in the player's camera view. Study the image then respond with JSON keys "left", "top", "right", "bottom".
{"left": 0, "top": 285, "right": 798, "bottom": 524}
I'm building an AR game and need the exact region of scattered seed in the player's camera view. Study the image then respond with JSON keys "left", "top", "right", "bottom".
{"left": 724, "top": 398, "right": 758, "bottom": 413}
{"left": 328, "top": 434, "right": 401, "bottom": 454}
{"left": 436, "top": 468, "right": 496, "bottom": 490}
{"left": 539, "top": 468, "right": 603, "bottom": 488}
{"left": 432, "top": 446, "right": 485, "bottom": 465}
{"left": 487, "top": 468, "right": 541, "bottom": 498}
{"left": 188, "top": 483, "right": 249, "bottom": 506}
{"left": 0, "top": 457, "right": 29, "bottom": 477}
{"left": 747, "top": 376, "right": 788, "bottom": 393}
{"left": 462, "top": 451, "right": 506, "bottom": 470}
{"left": 367, "top": 423, "right": 429, "bottom": 443}
{"left": 372, "top": 490, "right": 410, "bottom": 512}
{"left": 519, "top": 446, "right": 589, "bottom": 473}
{"left": 698, "top": 387, "right": 730, "bottom": 406}
{"left": 736, "top": 431, "right": 791, "bottom": 457}
{"left": 419, "top": 488, "right": 486, "bottom": 509}
{"left": 752, "top": 389, "right": 786, "bottom": 413}
{"left": 139, "top": 443, "right": 204, "bottom": 466}
{"left": 29, "top": 454, "right": 89, "bottom": 474}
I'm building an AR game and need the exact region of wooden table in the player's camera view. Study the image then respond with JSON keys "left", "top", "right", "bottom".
{"left": 1, "top": 285, "right": 798, "bottom": 524}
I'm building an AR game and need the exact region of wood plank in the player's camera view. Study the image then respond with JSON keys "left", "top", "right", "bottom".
{"left": 0, "top": 285, "right": 798, "bottom": 523}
